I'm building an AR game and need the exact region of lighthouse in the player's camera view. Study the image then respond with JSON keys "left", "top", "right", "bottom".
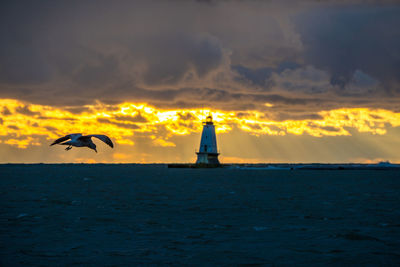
{"left": 196, "top": 115, "right": 220, "bottom": 166}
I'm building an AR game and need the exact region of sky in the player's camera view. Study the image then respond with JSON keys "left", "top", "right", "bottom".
{"left": 0, "top": 0, "right": 400, "bottom": 163}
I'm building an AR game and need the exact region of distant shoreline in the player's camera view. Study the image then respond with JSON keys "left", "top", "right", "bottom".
{"left": 1, "top": 162, "right": 399, "bottom": 170}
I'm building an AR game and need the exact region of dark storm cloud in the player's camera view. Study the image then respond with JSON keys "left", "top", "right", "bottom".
{"left": 0, "top": 0, "right": 399, "bottom": 115}
{"left": 232, "top": 62, "right": 300, "bottom": 89}
{"left": 122, "top": 87, "right": 336, "bottom": 113}
{"left": 0, "top": 1, "right": 57, "bottom": 84}
{"left": 271, "top": 112, "right": 323, "bottom": 122}
{"left": 296, "top": 5, "right": 400, "bottom": 91}
{"left": 131, "top": 87, "right": 316, "bottom": 107}
{"left": 138, "top": 33, "right": 223, "bottom": 86}
{"left": 0, "top": 1, "right": 224, "bottom": 97}
{"left": 70, "top": 53, "right": 121, "bottom": 87}
{"left": 0, "top": 0, "right": 234, "bottom": 108}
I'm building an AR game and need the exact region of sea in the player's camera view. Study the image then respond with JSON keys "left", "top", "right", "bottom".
{"left": 1, "top": 164, "right": 399, "bottom": 266}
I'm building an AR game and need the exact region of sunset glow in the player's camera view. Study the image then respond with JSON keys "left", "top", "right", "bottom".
{"left": 1, "top": 98, "right": 400, "bottom": 151}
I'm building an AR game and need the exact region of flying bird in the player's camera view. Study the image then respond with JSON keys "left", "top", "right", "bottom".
{"left": 50, "top": 133, "right": 114, "bottom": 153}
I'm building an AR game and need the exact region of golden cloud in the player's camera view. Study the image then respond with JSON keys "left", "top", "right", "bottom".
{"left": 1, "top": 98, "right": 400, "bottom": 149}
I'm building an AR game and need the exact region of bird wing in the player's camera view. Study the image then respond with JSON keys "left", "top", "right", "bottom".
{"left": 69, "top": 133, "right": 83, "bottom": 141}
{"left": 82, "top": 135, "right": 114, "bottom": 148}
{"left": 50, "top": 133, "right": 81, "bottom": 146}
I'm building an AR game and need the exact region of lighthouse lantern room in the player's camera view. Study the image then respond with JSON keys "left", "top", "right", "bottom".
{"left": 196, "top": 115, "right": 220, "bottom": 165}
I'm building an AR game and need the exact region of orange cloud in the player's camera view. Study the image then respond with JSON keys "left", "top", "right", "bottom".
{"left": 152, "top": 138, "right": 176, "bottom": 147}
{"left": 1, "top": 98, "right": 400, "bottom": 149}
{"left": 113, "top": 153, "right": 131, "bottom": 160}
{"left": 3, "top": 136, "right": 41, "bottom": 149}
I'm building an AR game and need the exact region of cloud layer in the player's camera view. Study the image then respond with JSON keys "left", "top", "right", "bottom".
{"left": 1, "top": 99, "right": 400, "bottom": 148}
{"left": 0, "top": 0, "right": 398, "bottom": 115}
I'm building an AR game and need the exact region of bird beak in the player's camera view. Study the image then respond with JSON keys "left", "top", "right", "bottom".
{"left": 94, "top": 148, "right": 97, "bottom": 153}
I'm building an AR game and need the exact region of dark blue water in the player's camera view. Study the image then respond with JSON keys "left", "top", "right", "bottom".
{"left": 1, "top": 164, "right": 399, "bottom": 266}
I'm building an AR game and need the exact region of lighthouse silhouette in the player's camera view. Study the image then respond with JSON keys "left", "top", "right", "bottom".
{"left": 196, "top": 115, "right": 220, "bottom": 166}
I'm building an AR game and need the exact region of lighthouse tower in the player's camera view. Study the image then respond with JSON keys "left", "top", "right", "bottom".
{"left": 196, "top": 115, "right": 220, "bottom": 165}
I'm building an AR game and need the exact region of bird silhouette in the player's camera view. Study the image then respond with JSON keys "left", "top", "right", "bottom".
{"left": 50, "top": 133, "right": 114, "bottom": 153}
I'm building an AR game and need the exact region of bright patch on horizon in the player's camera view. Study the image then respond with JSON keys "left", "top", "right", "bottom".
{"left": 1, "top": 98, "right": 400, "bottom": 149}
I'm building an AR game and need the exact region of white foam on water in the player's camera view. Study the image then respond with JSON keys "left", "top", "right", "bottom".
{"left": 17, "top": 213, "right": 28, "bottom": 219}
